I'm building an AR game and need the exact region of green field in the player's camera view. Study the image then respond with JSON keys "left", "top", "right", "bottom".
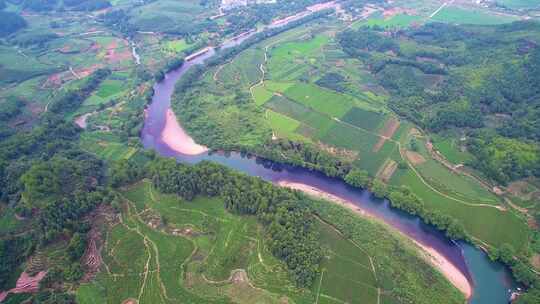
{"left": 341, "top": 107, "right": 387, "bottom": 132}
{"left": 496, "top": 0, "right": 540, "bottom": 9}
{"left": 217, "top": 48, "right": 264, "bottom": 88}
{"left": 95, "top": 80, "right": 124, "bottom": 99}
{"left": 76, "top": 181, "right": 389, "bottom": 303}
{"left": 431, "top": 134, "right": 473, "bottom": 165}
{"left": 163, "top": 39, "right": 191, "bottom": 53}
{"left": 431, "top": 6, "right": 519, "bottom": 24}
{"left": 266, "top": 109, "right": 305, "bottom": 141}
{"left": 352, "top": 13, "right": 424, "bottom": 29}
{"left": 252, "top": 84, "right": 274, "bottom": 106}
{"left": 283, "top": 83, "right": 354, "bottom": 118}
{"left": 75, "top": 180, "right": 467, "bottom": 304}
{"left": 314, "top": 220, "right": 378, "bottom": 304}
{"left": 77, "top": 181, "right": 307, "bottom": 304}
{"left": 79, "top": 132, "right": 138, "bottom": 161}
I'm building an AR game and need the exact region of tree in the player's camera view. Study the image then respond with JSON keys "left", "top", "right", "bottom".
{"left": 67, "top": 233, "right": 86, "bottom": 261}
{"left": 344, "top": 169, "right": 370, "bottom": 188}
{"left": 0, "top": 11, "right": 27, "bottom": 37}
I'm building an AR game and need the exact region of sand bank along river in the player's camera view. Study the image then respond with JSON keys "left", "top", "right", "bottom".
{"left": 140, "top": 4, "right": 517, "bottom": 303}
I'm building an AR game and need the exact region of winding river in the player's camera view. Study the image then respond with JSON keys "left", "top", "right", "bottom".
{"left": 141, "top": 26, "right": 517, "bottom": 304}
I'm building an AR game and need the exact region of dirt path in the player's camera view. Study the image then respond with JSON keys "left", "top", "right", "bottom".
{"left": 429, "top": 0, "right": 454, "bottom": 18}
{"left": 398, "top": 146, "right": 507, "bottom": 211}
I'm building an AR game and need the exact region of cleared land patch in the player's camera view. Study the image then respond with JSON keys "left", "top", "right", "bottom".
{"left": 406, "top": 150, "right": 426, "bottom": 165}
{"left": 373, "top": 117, "right": 400, "bottom": 152}
{"left": 376, "top": 159, "right": 398, "bottom": 182}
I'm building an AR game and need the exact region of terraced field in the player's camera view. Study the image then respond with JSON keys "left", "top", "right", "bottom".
{"left": 75, "top": 181, "right": 384, "bottom": 304}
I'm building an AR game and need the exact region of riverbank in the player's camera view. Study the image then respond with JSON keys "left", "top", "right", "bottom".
{"left": 278, "top": 180, "right": 473, "bottom": 299}
{"left": 161, "top": 108, "right": 208, "bottom": 155}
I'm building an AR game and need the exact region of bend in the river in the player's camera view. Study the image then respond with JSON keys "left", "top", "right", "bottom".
{"left": 140, "top": 13, "right": 517, "bottom": 304}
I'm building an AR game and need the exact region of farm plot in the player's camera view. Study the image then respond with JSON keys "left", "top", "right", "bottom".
{"left": 341, "top": 107, "right": 387, "bottom": 132}
{"left": 217, "top": 48, "right": 265, "bottom": 88}
{"left": 321, "top": 122, "right": 398, "bottom": 176}
{"left": 430, "top": 6, "right": 519, "bottom": 24}
{"left": 410, "top": 136, "right": 501, "bottom": 206}
{"left": 266, "top": 35, "right": 329, "bottom": 81}
{"left": 431, "top": 134, "right": 473, "bottom": 165}
{"left": 283, "top": 83, "right": 354, "bottom": 118}
{"left": 0, "top": 46, "right": 59, "bottom": 86}
{"left": 314, "top": 220, "right": 378, "bottom": 304}
{"left": 126, "top": 0, "right": 214, "bottom": 34}
{"left": 266, "top": 110, "right": 307, "bottom": 142}
{"left": 116, "top": 181, "right": 310, "bottom": 303}
{"left": 252, "top": 85, "right": 274, "bottom": 106}
{"left": 264, "top": 95, "right": 335, "bottom": 137}
{"left": 79, "top": 132, "right": 138, "bottom": 161}
{"left": 352, "top": 12, "right": 424, "bottom": 29}
{"left": 395, "top": 169, "right": 529, "bottom": 250}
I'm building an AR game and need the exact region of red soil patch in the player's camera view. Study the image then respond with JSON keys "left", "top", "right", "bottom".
{"left": 531, "top": 254, "right": 540, "bottom": 270}
{"left": 81, "top": 227, "right": 103, "bottom": 282}
{"left": 44, "top": 73, "right": 63, "bottom": 88}
{"left": 406, "top": 151, "right": 426, "bottom": 165}
{"left": 0, "top": 271, "right": 48, "bottom": 302}
{"left": 377, "top": 159, "right": 398, "bottom": 182}
{"left": 373, "top": 117, "right": 400, "bottom": 152}
{"left": 75, "top": 64, "right": 103, "bottom": 78}
{"left": 383, "top": 7, "right": 416, "bottom": 19}
{"left": 121, "top": 299, "right": 138, "bottom": 304}
{"left": 105, "top": 40, "right": 132, "bottom": 63}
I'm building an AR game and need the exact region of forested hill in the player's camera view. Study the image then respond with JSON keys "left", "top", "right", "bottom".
{"left": 338, "top": 21, "right": 540, "bottom": 185}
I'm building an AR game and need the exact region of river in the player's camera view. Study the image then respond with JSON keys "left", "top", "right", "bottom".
{"left": 140, "top": 16, "right": 517, "bottom": 304}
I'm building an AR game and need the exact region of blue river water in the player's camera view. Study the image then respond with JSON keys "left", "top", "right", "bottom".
{"left": 140, "top": 28, "right": 517, "bottom": 304}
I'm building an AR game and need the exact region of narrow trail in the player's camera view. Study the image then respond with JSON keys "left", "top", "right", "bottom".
{"left": 315, "top": 269, "right": 325, "bottom": 304}
{"left": 248, "top": 36, "right": 290, "bottom": 99}
{"left": 314, "top": 216, "right": 380, "bottom": 301}
{"left": 429, "top": 0, "right": 454, "bottom": 18}
{"left": 397, "top": 146, "right": 508, "bottom": 211}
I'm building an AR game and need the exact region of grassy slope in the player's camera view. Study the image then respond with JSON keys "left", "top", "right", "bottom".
{"left": 76, "top": 181, "right": 464, "bottom": 304}
{"left": 170, "top": 16, "right": 530, "bottom": 253}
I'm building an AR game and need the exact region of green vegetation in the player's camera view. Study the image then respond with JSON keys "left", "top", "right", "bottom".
{"left": 0, "top": 11, "right": 27, "bottom": 37}
{"left": 352, "top": 13, "right": 423, "bottom": 29}
{"left": 86, "top": 159, "right": 466, "bottom": 304}
{"left": 1, "top": 0, "right": 539, "bottom": 303}
{"left": 431, "top": 6, "right": 519, "bottom": 24}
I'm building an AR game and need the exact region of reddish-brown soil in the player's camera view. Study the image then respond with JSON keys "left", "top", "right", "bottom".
{"left": 373, "top": 117, "right": 400, "bottom": 152}
{"left": 383, "top": 7, "right": 416, "bottom": 18}
{"left": 377, "top": 160, "right": 398, "bottom": 182}
{"left": 406, "top": 151, "right": 426, "bottom": 165}
{"left": 104, "top": 40, "right": 132, "bottom": 63}
{"left": 0, "top": 271, "right": 48, "bottom": 302}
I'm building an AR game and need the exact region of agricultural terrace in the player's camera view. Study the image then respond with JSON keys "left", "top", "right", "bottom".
{"left": 76, "top": 181, "right": 382, "bottom": 304}
{"left": 430, "top": 5, "right": 520, "bottom": 25}
{"left": 173, "top": 16, "right": 530, "bottom": 255}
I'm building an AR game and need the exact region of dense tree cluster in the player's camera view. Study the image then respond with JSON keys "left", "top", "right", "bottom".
{"left": 338, "top": 21, "right": 540, "bottom": 184}
{"left": 0, "top": 11, "right": 27, "bottom": 37}
{"left": 0, "top": 97, "right": 24, "bottom": 122}
{"left": 63, "top": 0, "right": 111, "bottom": 11}
{"left": 48, "top": 68, "right": 110, "bottom": 115}
{"left": 254, "top": 139, "right": 353, "bottom": 178}
{"left": 147, "top": 159, "right": 322, "bottom": 287}
{"left": 0, "top": 235, "right": 34, "bottom": 290}
{"left": 467, "top": 132, "right": 540, "bottom": 184}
